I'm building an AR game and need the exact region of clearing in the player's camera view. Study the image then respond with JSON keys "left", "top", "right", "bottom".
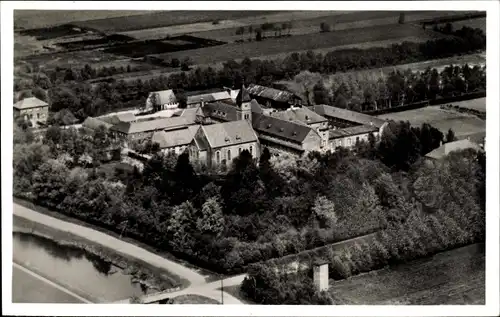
{"left": 449, "top": 97, "right": 486, "bottom": 112}
{"left": 329, "top": 243, "right": 485, "bottom": 305}
{"left": 377, "top": 104, "right": 485, "bottom": 138}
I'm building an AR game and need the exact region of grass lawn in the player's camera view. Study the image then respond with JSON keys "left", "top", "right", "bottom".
{"left": 329, "top": 243, "right": 485, "bottom": 305}
{"left": 451, "top": 97, "right": 486, "bottom": 112}
{"left": 171, "top": 294, "right": 220, "bottom": 304}
{"left": 377, "top": 105, "right": 485, "bottom": 138}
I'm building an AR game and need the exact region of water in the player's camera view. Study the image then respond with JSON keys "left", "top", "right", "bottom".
{"left": 13, "top": 232, "right": 150, "bottom": 303}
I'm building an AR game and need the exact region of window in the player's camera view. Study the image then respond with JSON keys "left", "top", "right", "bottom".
{"left": 227, "top": 149, "right": 231, "bottom": 161}
{"left": 37, "top": 113, "right": 40, "bottom": 119}
{"left": 244, "top": 114, "right": 249, "bottom": 120}
{"left": 239, "top": 148, "right": 242, "bottom": 154}
{"left": 216, "top": 151, "right": 220, "bottom": 164}
{"left": 356, "top": 137, "right": 360, "bottom": 144}
{"left": 249, "top": 146, "right": 253, "bottom": 156}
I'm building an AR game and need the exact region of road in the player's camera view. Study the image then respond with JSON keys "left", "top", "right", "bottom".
{"left": 12, "top": 263, "right": 90, "bottom": 303}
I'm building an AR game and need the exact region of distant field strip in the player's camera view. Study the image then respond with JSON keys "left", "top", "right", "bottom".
{"left": 151, "top": 23, "right": 442, "bottom": 65}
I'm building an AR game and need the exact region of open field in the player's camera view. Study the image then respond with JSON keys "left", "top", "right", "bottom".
{"left": 329, "top": 243, "right": 485, "bottom": 305}
{"left": 20, "top": 49, "right": 126, "bottom": 69}
{"left": 103, "top": 35, "right": 225, "bottom": 58}
{"left": 190, "top": 11, "right": 465, "bottom": 43}
{"left": 14, "top": 10, "right": 153, "bottom": 30}
{"left": 73, "top": 11, "right": 284, "bottom": 33}
{"left": 377, "top": 104, "right": 485, "bottom": 138}
{"left": 118, "top": 11, "right": 353, "bottom": 40}
{"left": 439, "top": 17, "right": 487, "bottom": 33}
{"left": 450, "top": 97, "right": 486, "bottom": 112}
{"left": 171, "top": 294, "right": 220, "bottom": 304}
{"left": 151, "top": 23, "right": 443, "bottom": 66}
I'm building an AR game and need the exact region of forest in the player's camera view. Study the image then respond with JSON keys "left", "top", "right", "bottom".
{"left": 14, "top": 26, "right": 485, "bottom": 122}
{"left": 12, "top": 110, "right": 483, "bottom": 284}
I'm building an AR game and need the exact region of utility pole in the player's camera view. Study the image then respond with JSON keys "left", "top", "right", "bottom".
{"left": 220, "top": 274, "right": 224, "bottom": 305}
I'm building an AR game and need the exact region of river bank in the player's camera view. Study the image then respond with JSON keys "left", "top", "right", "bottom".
{"left": 14, "top": 214, "right": 183, "bottom": 297}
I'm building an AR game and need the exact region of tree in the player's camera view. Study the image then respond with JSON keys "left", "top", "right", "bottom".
{"left": 445, "top": 128, "right": 456, "bottom": 143}
{"left": 32, "top": 159, "right": 70, "bottom": 208}
{"left": 181, "top": 58, "right": 191, "bottom": 71}
{"left": 235, "top": 26, "right": 245, "bottom": 41}
{"left": 311, "top": 195, "right": 337, "bottom": 228}
{"left": 167, "top": 201, "right": 198, "bottom": 251}
{"left": 313, "top": 81, "right": 329, "bottom": 105}
{"left": 255, "top": 28, "right": 262, "bottom": 41}
{"left": 149, "top": 92, "right": 161, "bottom": 112}
{"left": 197, "top": 197, "right": 225, "bottom": 237}
{"left": 320, "top": 22, "right": 331, "bottom": 33}
{"left": 171, "top": 58, "right": 181, "bottom": 68}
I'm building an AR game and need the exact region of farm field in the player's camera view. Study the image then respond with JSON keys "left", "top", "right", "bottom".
{"left": 449, "top": 97, "right": 486, "bottom": 112}
{"left": 20, "top": 49, "right": 127, "bottom": 70}
{"left": 329, "top": 243, "right": 485, "bottom": 305}
{"left": 73, "top": 11, "right": 284, "bottom": 33}
{"left": 14, "top": 10, "right": 153, "bottom": 29}
{"left": 150, "top": 23, "right": 444, "bottom": 66}
{"left": 190, "top": 11, "right": 466, "bottom": 43}
{"left": 377, "top": 103, "right": 486, "bottom": 138}
{"left": 439, "top": 17, "right": 487, "bottom": 33}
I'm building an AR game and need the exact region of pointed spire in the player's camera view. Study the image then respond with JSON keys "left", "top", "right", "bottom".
{"left": 236, "top": 84, "right": 251, "bottom": 106}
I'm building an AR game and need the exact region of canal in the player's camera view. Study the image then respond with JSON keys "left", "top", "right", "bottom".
{"left": 12, "top": 232, "right": 151, "bottom": 303}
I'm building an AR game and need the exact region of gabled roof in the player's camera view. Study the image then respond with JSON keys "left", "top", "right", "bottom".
{"left": 172, "top": 107, "right": 199, "bottom": 123}
{"left": 82, "top": 116, "right": 114, "bottom": 130}
{"left": 268, "top": 106, "right": 327, "bottom": 125}
{"left": 14, "top": 97, "right": 48, "bottom": 110}
{"left": 186, "top": 91, "right": 231, "bottom": 105}
{"left": 252, "top": 113, "right": 313, "bottom": 144}
{"left": 201, "top": 120, "right": 258, "bottom": 149}
{"left": 424, "top": 139, "right": 483, "bottom": 160}
{"left": 193, "top": 134, "right": 210, "bottom": 151}
{"left": 110, "top": 116, "right": 191, "bottom": 134}
{"left": 149, "top": 89, "right": 177, "bottom": 105}
{"left": 313, "top": 104, "right": 386, "bottom": 128}
{"left": 329, "top": 125, "right": 379, "bottom": 139}
{"left": 151, "top": 125, "right": 199, "bottom": 149}
{"left": 246, "top": 84, "right": 300, "bottom": 103}
{"left": 99, "top": 112, "right": 137, "bottom": 125}
{"left": 203, "top": 102, "right": 239, "bottom": 122}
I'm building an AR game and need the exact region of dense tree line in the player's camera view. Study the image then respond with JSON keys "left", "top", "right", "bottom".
{"left": 14, "top": 26, "right": 485, "bottom": 121}
{"left": 241, "top": 148, "right": 485, "bottom": 304}
{"left": 12, "top": 116, "right": 467, "bottom": 275}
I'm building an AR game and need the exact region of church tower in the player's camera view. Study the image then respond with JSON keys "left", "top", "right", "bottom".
{"left": 236, "top": 85, "right": 252, "bottom": 124}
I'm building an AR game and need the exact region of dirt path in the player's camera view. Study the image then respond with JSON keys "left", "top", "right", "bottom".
{"left": 13, "top": 203, "right": 207, "bottom": 287}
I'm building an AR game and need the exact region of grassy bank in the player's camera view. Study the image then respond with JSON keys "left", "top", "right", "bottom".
{"left": 13, "top": 213, "right": 186, "bottom": 293}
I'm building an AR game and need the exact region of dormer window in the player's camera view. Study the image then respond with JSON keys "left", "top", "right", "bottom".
{"left": 305, "top": 115, "right": 309, "bottom": 120}
{"left": 279, "top": 128, "right": 284, "bottom": 132}
{"left": 267, "top": 124, "right": 272, "bottom": 129}
{"left": 225, "top": 136, "right": 230, "bottom": 142}
{"left": 236, "top": 135, "right": 241, "bottom": 140}
{"left": 292, "top": 131, "right": 297, "bottom": 136}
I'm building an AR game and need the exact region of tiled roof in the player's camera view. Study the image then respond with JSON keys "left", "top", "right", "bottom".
{"left": 149, "top": 89, "right": 177, "bottom": 105}
{"left": 187, "top": 91, "right": 231, "bottom": 105}
{"left": 82, "top": 117, "right": 114, "bottom": 130}
{"left": 172, "top": 107, "right": 199, "bottom": 123}
{"left": 247, "top": 84, "right": 299, "bottom": 103}
{"left": 151, "top": 125, "right": 199, "bottom": 149}
{"left": 14, "top": 97, "right": 48, "bottom": 110}
{"left": 201, "top": 120, "right": 258, "bottom": 149}
{"left": 268, "top": 106, "right": 327, "bottom": 125}
{"left": 203, "top": 102, "right": 239, "bottom": 122}
{"left": 110, "top": 116, "right": 191, "bottom": 134}
{"left": 425, "top": 139, "right": 483, "bottom": 160}
{"left": 250, "top": 99, "right": 264, "bottom": 114}
{"left": 252, "top": 113, "right": 313, "bottom": 144}
{"left": 329, "top": 125, "right": 379, "bottom": 139}
{"left": 99, "top": 112, "right": 136, "bottom": 125}
{"left": 313, "top": 104, "right": 386, "bottom": 128}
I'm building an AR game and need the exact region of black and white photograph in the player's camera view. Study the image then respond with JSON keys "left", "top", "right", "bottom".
{"left": 2, "top": 1, "right": 499, "bottom": 316}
